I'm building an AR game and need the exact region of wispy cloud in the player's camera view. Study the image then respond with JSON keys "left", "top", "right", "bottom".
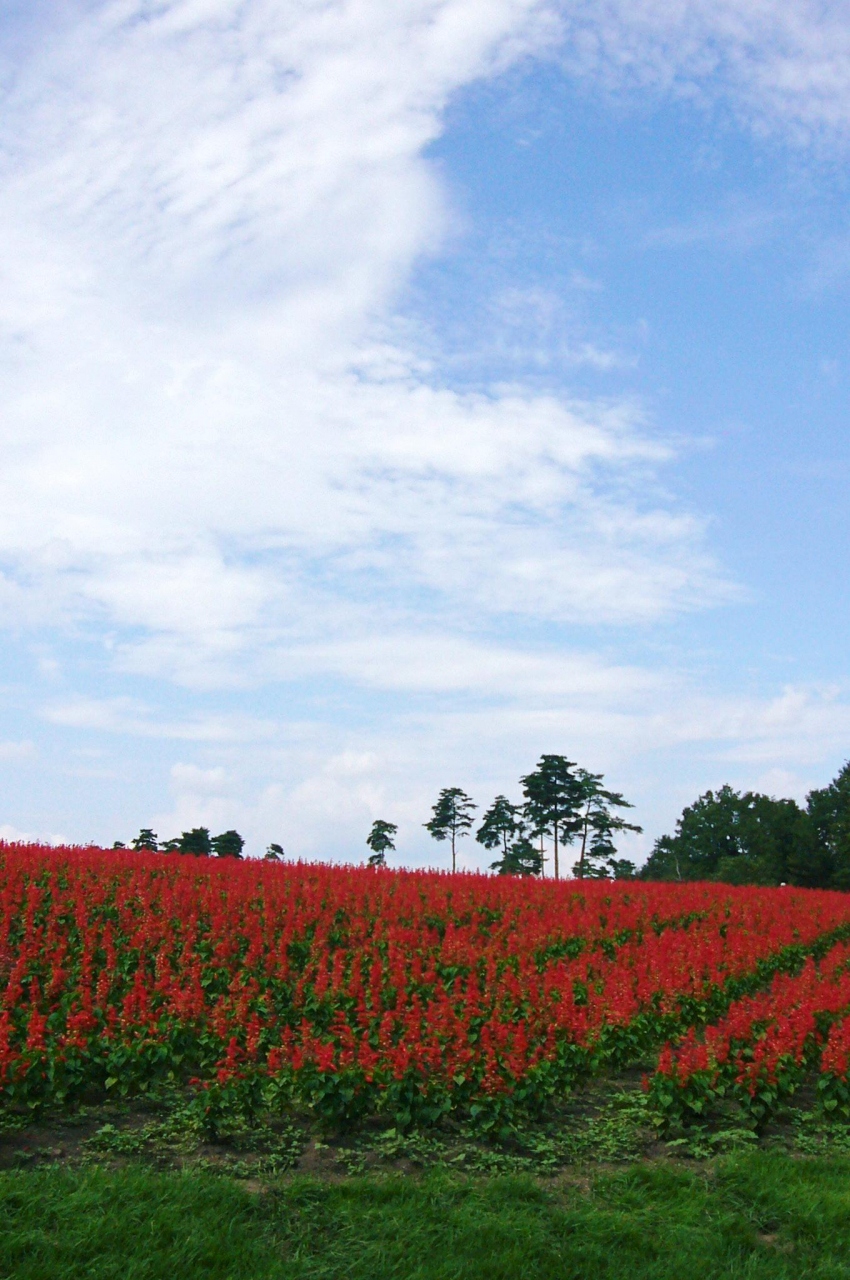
{"left": 0, "top": 0, "right": 732, "bottom": 699}
{"left": 643, "top": 202, "right": 781, "bottom": 251}
{"left": 42, "top": 696, "right": 275, "bottom": 743}
{"left": 560, "top": 1, "right": 850, "bottom": 147}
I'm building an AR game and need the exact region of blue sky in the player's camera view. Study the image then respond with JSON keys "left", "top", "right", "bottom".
{"left": 1, "top": 1, "right": 849, "bottom": 866}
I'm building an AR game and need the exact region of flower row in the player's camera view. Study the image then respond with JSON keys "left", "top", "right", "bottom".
{"left": 648, "top": 939, "right": 850, "bottom": 1124}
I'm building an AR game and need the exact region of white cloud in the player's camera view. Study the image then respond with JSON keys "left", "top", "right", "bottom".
{"left": 0, "top": 740, "right": 35, "bottom": 761}
{"left": 278, "top": 632, "right": 659, "bottom": 698}
{"left": 0, "top": 0, "right": 735, "bottom": 699}
{"left": 155, "top": 760, "right": 241, "bottom": 841}
{"left": 687, "top": 685, "right": 850, "bottom": 766}
{"left": 0, "top": 822, "right": 68, "bottom": 845}
{"left": 42, "top": 695, "right": 275, "bottom": 742}
{"left": 440, "top": 285, "right": 637, "bottom": 374}
{"left": 170, "top": 763, "right": 231, "bottom": 793}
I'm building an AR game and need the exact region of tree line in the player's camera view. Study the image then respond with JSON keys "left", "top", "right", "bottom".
{"left": 111, "top": 757, "right": 850, "bottom": 888}
{"left": 113, "top": 828, "right": 250, "bottom": 859}
{"left": 639, "top": 761, "right": 850, "bottom": 889}
{"left": 113, "top": 755, "right": 641, "bottom": 879}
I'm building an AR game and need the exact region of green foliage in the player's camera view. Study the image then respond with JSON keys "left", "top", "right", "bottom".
{"left": 641, "top": 785, "right": 820, "bottom": 886}
{"left": 817, "top": 1072, "right": 850, "bottom": 1122}
{"left": 518, "top": 758, "right": 640, "bottom": 881}
{"left": 477, "top": 794, "right": 522, "bottom": 855}
{"left": 573, "top": 772, "right": 642, "bottom": 879}
{"left": 210, "top": 830, "right": 244, "bottom": 859}
{"left": 366, "top": 819, "right": 397, "bottom": 867}
{"left": 152, "top": 828, "right": 246, "bottom": 859}
{"left": 793, "top": 1108, "right": 850, "bottom": 1154}
{"left": 424, "top": 787, "right": 477, "bottom": 872}
{"left": 492, "top": 836, "right": 544, "bottom": 877}
{"left": 641, "top": 763, "right": 850, "bottom": 888}
{"left": 176, "top": 828, "right": 212, "bottom": 857}
{"left": 75, "top": 1098, "right": 307, "bottom": 1176}
{"left": 337, "top": 1090, "right": 650, "bottom": 1174}
{"left": 807, "top": 760, "right": 850, "bottom": 889}
{"left": 131, "top": 828, "right": 159, "bottom": 852}
{"left": 264, "top": 843, "right": 284, "bottom": 861}
{"left": 477, "top": 796, "right": 542, "bottom": 875}
{"left": 520, "top": 755, "right": 586, "bottom": 881}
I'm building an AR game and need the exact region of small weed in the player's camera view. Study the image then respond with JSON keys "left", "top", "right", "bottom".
{"left": 0, "top": 1112, "right": 30, "bottom": 1135}
{"left": 665, "top": 1126, "right": 758, "bottom": 1160}
{"left": 84, "top": 1123, "right": 148, "bottom": 1156}
{"left": 568, "top": 1090, "right": 650, "bottom": 1161}
{"left": 75, "top": 1105, "right": 306, "bottom": 1174}
{"left": 791, "top": 1110, "right": 850, "bottom": 1155}
{"left": 330, "top": 1087, "right": 654, "bottom": 1178}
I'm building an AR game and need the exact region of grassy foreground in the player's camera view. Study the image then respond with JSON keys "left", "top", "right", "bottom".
{"left": 2, "top": 1153, "right": 850, "bottom": 1280}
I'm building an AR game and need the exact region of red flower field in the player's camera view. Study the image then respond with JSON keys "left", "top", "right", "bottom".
{"left": 3, "top": 842, "right": 850, "bottom": 1128}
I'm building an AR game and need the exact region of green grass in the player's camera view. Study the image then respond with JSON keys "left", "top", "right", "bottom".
{"left": 2, "top": 1152, "right": 850, "bottom": 1279}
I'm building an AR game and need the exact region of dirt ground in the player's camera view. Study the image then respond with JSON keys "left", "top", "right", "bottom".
{"left": 2, "top": 1072, "right": 848, "bottom": 1183}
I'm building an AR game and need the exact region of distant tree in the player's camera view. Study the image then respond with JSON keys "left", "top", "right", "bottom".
{"left": 607, "top": 857, "right": 638, "bottom": 880}
{"left": 264, "top": 842, "right": 285, "bottom": 861}
{"left": 520, "top": 756, "right": 587, "bottom": 880}
{"left": 807, "top": 762, "right": 850, "bottom": 889}
{"left": 366, "top": 819, "right": 397, "bottom": 867}
{"left": 131, "top": 828, "right": 159, "bottom": 852}
{"left": 492, "top": 835, "right": 543, "bottom": 877}
{"left": 476, "top": 796, "right": 522, "bottom": 860}
{"left": 178, "top": 828, "right": 211, "bottom": 857}
{"left": 211, "top": 830, "right": 244, "bottom": 859}
{"left": 573, "top": 772, "right": 642, "bottom": 879}
{"left": 111, "top": 841, "right": 126, "bottom": 849}
{"left": 476, "top": 796, "right": 541, "bottom": 875}
{"left": 424, "top": 787, "right": 476, "bottom": 873}
{"left": 160, "top": 837, "right": 181, "bottom": 853}
{"left": 640, "top": 785, "right": 818, "bottom": 886}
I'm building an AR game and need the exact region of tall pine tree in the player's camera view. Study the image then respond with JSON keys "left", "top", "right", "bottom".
{"left": 424, "top": 787, "right": 476, "bottom": 873}
{"left": 366, "top": 819, "right": 397, "bottom": 867}
{"left": 520, "top": 756, "right": 586, "bottom": 880}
